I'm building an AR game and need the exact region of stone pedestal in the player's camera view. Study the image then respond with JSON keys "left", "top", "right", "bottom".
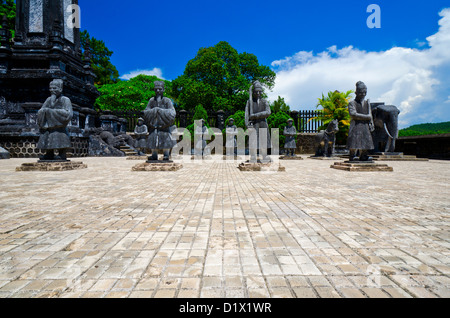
{"left": 372, "top": 152, "right": 428, "bottom": 161}
{"left": 132, "top": 162, "right": 183, "bottom": 171}
{"left": 279, "top": 155, "right": 303, "bottom": 160}
{"left": 330, "top": 161, "right": 393, "bottom": 172}
{"left": 16, "top": 160, "right": 87, "bottom": 171}
{"left": 238, "top": 161, "right": 285, "bottom": 172}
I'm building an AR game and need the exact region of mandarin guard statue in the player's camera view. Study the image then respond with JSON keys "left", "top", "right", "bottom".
{"left": 134, "top": 117, "right": 148, "bottom": 156}
{"left": 347, "top": 81, "right": 375, "bottom": 161}
{"left": 283, "top": 119, "right": 297, "bottom": 157}
{"left": 143, "top": 81, "right": 177, "bottom": 161}
{"left": 245, "top": 81, "right": 271, "bottom": 162}
{"left": 37, "top": 79, "right": 73, "bottom": 161}
{"left": 225, "top": 118, "right": 238, "bottom": 157}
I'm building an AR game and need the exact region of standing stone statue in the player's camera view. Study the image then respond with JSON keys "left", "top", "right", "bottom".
{"left": 245, "top": 81, "right": 271, "bottom": 162}
{"left": 134, "top": 117, "right": 148, "bottom": 155}
{"left": 347, "top": 81, "right": 375, "bottom": 161}
{"left": 143, "top": 81, "right": 177, "bottom": 161}
{"left": 225, "top": 118, "right": 238, "bottom": 157}
{"left": 283, "top": 119, "right": 297, "bottom": 156}
{"left": 37, "top": 79, "right": 73, "bottom": 161}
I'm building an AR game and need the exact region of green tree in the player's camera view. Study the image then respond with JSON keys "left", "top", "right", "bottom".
{"left": 95, "top": 74, "right": 172, "bottom": 111}
{"left": 0, "top": 0, "right": 16, "bottom": 39}
{"left": 172, "top": 41, "right": 276, "bottom": 113}
{"left": 270, "top": 96, "right": 290, "bottom": 114}
{"left": 313, "top": 90, "right": 353, "bottom": 145}
{"left": 80, "top": 30, "right": 120, "bottom": 86}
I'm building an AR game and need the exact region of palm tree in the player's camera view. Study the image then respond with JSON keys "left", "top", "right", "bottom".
{"left": 311, "top": 90, "right": 353, "bottom": 145}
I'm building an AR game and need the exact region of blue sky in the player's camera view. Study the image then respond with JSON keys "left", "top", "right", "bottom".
{"left": 78, "top": 0, "right": 450, "bottom": 128}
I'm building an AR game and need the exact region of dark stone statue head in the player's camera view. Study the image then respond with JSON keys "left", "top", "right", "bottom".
{"left": 252, "top": 81, "right": 263, "bottom": 100}
{"left": 154, "top": 81, "right": 165, "bottom": 98}
{"left": 355, "top": 81, "right": 367, "bottom": 102}
{"left": 287, "top": 119, "right": 293, "bottom": 127}
{"left": 49, "top": 79, "right": 64, "bottom": 98}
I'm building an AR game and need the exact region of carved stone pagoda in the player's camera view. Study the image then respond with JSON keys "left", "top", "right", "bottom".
{"left": 0, "top": 0, "right": 100, "bottom": 158}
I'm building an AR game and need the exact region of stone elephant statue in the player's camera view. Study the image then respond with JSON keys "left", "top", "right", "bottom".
{"left": 371, "top": 104, "right": 400, "bottom": 153}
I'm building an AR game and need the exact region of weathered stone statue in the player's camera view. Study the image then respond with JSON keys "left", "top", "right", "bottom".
{"left": 37, "top": 79, "right": 73, "bottom": 161}
{"left": 225, "top": 118, "right": 238, "bottom": 157}
{"left": 143, "top": 81, "right": 177, "bottom": 161}
{"left": 371, "top": 104, "right": 401, "bottom": 153}
{"left": 194, "top": 119, "right": 208, "bottom": 157}
{"left": 283, "top": 119, "right": 297, "bottom": 156}
{"left": 245, "top": 81, "right": 271, "bottom": 162}
{"left": 314, "top": 119, "right": 339, "bottom": 157}
{"left": 347, "top": 81, "right": 375, "bottom": 161}
{"left": 134, "top": 117, "right": 148, "bottom": 155}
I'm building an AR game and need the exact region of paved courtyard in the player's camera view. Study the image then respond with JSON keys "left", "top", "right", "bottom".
{"left": 0, "top": 156, "right": 449, "bottom": 298}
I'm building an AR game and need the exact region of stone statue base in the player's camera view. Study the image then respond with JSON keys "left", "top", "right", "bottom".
{"left": 132, "top": 162, "right": 183, "bottom": 172}
{"left": 372, "top": 152, "right": 428, "bottom": 161}
{"left": 238, "top": 160, "right": 285, "bottom": 172}
{"left": 330, "top": 161, "right": 393, "bottom": 172}
{"left": 279, "top": 155, "right": 303, "bottom": 160}
{"left": 16, "top": 161, "right": 87, "bottom": 172}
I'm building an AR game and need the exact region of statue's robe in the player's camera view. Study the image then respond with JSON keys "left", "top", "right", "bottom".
{"left": 143, "top": 96, "right": 177, "bottom": 150}
{"left": 245, "top": 98, "right": 271, "bottom": 149}
{"left": 284, "top": 125, "right": 297, "bottom": 149}
{"left": 37, "top": 95, "right": 73, "bottom": 150}
{"left": 347, "top": 99, "right": 374, "bottom": 150}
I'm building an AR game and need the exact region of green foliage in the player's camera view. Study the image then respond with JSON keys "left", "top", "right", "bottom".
{"left": 185, "top": 104, "right": 211, "bottom": 139}
{"left": 270, "top": 96, "right": 291, "bottom": 113}
{"left": 0, "top": 0, "right": 16, "bottom": 39}
{"left": 80, "top": 30, "right": 120, "bottom": 86}
{"left": 225, "top": 110, "right": 246, "bottom": 130}
{"left": 95, "top": 74, "right": 172, "bottom": 111}
{"left": 314, "top": 90, "right": 353, "bottom": 145}
{"left": 399, "top": 122, "right": 450, "bottom": 137}
{"left": 172, "top": 41, "right": 276, "bottom": 114}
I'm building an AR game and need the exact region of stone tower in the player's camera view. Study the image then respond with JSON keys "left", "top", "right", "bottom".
{"left": 0, "top": 0, "right": 100, "bottom": 157}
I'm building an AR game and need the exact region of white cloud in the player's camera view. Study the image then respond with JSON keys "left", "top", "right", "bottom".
{"left": 120, "top": 67, "right": 165, "bottom": 80}
{"left": 268, "top": 8, "right": 450, "bottom": 129}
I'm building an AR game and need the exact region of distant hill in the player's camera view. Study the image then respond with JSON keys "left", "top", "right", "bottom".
{"left": 399, "top": 122, "right": 450, "bottom": 137}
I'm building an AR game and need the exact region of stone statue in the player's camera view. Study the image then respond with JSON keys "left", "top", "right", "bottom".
{"left": 347, "top": 81, "right": 375, "bottom": 161}
{"left": 134, "top": 117, "right": 148, "bottom": 155}
{"left": 245, "top": 81, "right": 271, "bottom": 162}
{"left": 143, "top": 81, "right": 177, "bottom": 161}
{"left": 283, "top": 119, "right": 297, "bottom": 156}
{"left": 37, "top": 79, "right": 73, "bottom": 161}
{"left": 225, "top": 118, "right": 238, "bottom": 157}
{"left": 371, "top": 104, "right": 401, "bottom": 153}
{"left": 315, "top": 119, "right": 339, "bottom": 157}
{"left": 194, "top": 119, "right": 209, "bottom": 157}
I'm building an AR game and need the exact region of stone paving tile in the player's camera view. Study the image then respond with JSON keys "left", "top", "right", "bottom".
{"left": 0, "top": 157, "right": 449, "bottom": 298}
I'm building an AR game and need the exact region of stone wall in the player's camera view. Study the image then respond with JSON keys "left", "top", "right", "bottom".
{"left": 296, "top": 133, "right": 317, "bottom": 154}
{"left": 396, "top": 134, "right": 450, "bottom": 160}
